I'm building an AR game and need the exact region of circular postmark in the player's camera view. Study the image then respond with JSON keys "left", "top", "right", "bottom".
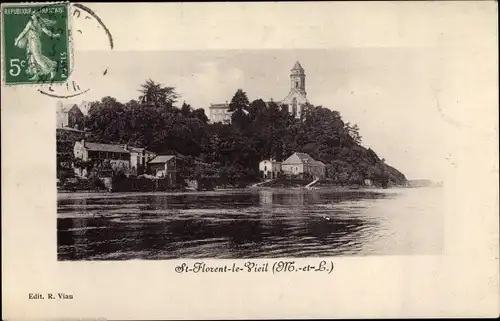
{"left": 37, "top": 3, "right": 114, "bottom": 99}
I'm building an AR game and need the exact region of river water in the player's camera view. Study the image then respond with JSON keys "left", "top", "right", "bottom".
{"left": 57, "top": 187, "right": 444, "bottom": 260}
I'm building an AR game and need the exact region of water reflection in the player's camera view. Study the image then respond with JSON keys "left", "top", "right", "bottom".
{"left": 57, "top": 188, "right": 443, "bottom": 260}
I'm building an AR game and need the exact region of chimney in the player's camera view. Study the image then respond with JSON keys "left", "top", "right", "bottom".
{"left": 124, "top": 144, "right": 128, "bottom": 152}
{"left": 81, "top": 139, "right": 85, "bottom": 147}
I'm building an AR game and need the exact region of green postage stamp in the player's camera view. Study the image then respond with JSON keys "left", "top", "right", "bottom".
{"left": 2, "top": 3, "right": 70, "bottom": 85}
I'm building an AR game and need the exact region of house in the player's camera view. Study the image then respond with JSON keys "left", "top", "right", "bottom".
{"left": 56, "top": 102, "right": 85, "bottom": 130}
{"left": 73, "top": 139, "right": 154, "bottom": 177}
{"left": 281, "top": 152, "right": 326, "bottom": 179}
{"left": 73, "top": 140, "right": 131, "bottom": 176}
{"left": 148, "top": 155, "right": 177, "bottom": 185}
{"left": 208, "top": 103, "right": 252, "bottom": 124}
{"left": 208, "top": 103, "right": 232, "bottom": 124}
{"left": 128, "top": 146, "right": 156, "bottom": 175}
{"left": 259, "top": 159, "right": 282, "bottom": 179}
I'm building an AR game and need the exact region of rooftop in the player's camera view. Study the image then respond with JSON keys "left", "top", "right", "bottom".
{"left": 314, "top": 160, "right": 326, "bottom": 166}
{"left": 148, "top": 155, "right": 175, "bottom": 164}
{"left": 291, "top": 61, "right": 304, "bottom": 71}
{"left": 209, "top": 103, "right": 230, "bottom": 109}
{"left": 295, "top": 152, "right": 314, "bottom": 162}
{"left": 83, "top": 142, "right": 128, "bottom": 153}
{"left": 57, "top": 104, "right": 76, "bottom": 113}
{"left": 260, "top": 159, "right": 281, "bottom": 164}
{"left": 57, "top": 127, "right": 86, "bottom": 133}
{"left": 283, "top": 152, "right": 325, "bottom": 166}
{"left": 57, "top": 101, "right": 90, "bottom": 116}
{"left": 128, "top": 146, "right": 145, "bottom": 153}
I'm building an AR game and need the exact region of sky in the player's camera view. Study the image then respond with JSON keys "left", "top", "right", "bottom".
{"left": 4, "top": 2, "right": 497, "bottom": 183}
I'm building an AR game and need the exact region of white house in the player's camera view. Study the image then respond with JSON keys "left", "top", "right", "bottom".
{"left": 259, "top": 159, "right": 282, "bottom": 179}
{"left": 208, "top": 103, "right": 233, "bottom": 124}
{"left": 208, "top": 103, "right": 252, "bottom": 124}
{"left": 281, "top": 152, "right": 326, "bottom": 179}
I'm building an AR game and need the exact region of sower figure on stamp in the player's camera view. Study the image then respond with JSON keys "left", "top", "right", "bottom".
{"left": 14, "top": 12, "right": 61, "bottom": 81}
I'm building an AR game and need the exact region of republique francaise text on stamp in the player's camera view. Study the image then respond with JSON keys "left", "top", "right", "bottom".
{"left": 2, "top": 3, "right": 70, "bottom": 85}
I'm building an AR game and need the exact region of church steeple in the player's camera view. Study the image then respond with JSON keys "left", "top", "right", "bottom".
{"left": 291, "top": 61, "right": 304, "bottom": 72}
{"left": 283, "top": 61, "right": 308, "bottom": 119}
{"left": 290, "top": 61, "right": 306, "bottom": 96}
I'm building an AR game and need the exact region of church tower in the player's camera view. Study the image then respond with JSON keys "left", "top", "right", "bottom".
{"left": 290, "top": 61, "right": 306, "bottom": 96}
{"left": 282, "top": 61, "right": 308, "bottom": 119}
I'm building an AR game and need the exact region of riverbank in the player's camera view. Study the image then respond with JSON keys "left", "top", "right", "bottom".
{"left": 57, "top": 177, "right": 412, "bottom": 194}
{"left": 57, "top": 184, "right": 407, "bottom": 197}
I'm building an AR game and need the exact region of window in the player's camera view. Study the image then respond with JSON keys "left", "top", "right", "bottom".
{"left": 292, "top": 98, "right": 297, "bottom": 116}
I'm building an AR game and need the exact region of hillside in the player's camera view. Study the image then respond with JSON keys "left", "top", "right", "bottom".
{"left": 69, "top": 82, "right": 407, "bottom": 187}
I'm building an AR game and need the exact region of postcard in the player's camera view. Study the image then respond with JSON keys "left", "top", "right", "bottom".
{"left": 1, "top": 1, "right": 499, "bottom": 319}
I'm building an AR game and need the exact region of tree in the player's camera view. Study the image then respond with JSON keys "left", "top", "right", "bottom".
{"left": 345, "top": 122, "right": 362, "bottom": 144}
{"left": 80, "top": 87, "right": 407, "bottom": 187}
{"left": 138, "top": 79, "right": 179, "bottom": 107}
{"left": 228, "top": 89, "right": 250, "bottom": 112}
{"left": 248, "top": 99, "right": 267, "bottom": 121}
{"left": 229, "top": 89, "right": 250, "bottom": 130}
{"left": 192, "top": 108, "right": 209, "bottom": 123}
{"left": 181, "top": 102, "right": 192, "bottom": 117}
{"left": 85, "top": 97, "right": 129, "bottom": 144}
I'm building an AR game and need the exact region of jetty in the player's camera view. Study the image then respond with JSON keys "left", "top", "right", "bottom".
{"left": 250, "top": 178, "right": 275, "bottom": 188}
{"left": 305, "top": 178, "right": 320, "bottom": 190}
